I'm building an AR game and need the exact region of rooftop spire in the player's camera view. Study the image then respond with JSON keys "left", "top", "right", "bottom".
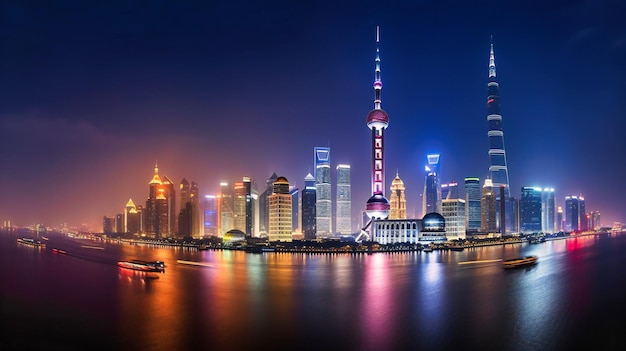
{"left": 373, "top": 26, "right": 382, "bottom": 109}
{"left": 489, "top": 36, "right": 496, "bottom": 78}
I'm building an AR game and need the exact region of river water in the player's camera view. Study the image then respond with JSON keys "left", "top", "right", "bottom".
{"left": 2, "top": 230, "right": 626, "bottom": 351}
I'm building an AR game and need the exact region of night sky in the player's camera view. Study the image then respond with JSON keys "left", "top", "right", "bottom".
{"left": 1, "top": 1, "right": 625, "bottom": 230}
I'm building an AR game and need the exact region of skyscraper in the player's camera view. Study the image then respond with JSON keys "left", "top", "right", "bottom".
{"left": 542, "top": 188, "right": 556, "bottom": 233}
{"left": 335, "top": 164, "right": 351, "bottom": 234}
{"left": 481, "top": 178, "right": 497, "bottom": 233}
{"left": 146, "top": 163, "right": 162, "bottom": 237}
{"left": 486, "top": 38, "right": 513, "bottom": 234}
{"left": 218, "top": 182, "right": 234, "bottom": 236}
{"left": 290, "top": 185, "right": 299, "bottom": 233}
{"left": 145, "top": 163, "right": 175, "bottom": 238}
{"left": 441, "top": 181, "right": 458, "bottom": 200}
{"left": 259, "top": 172, "right": 278, "bottom": 237}
{"left": 565, "top": 195, "right": 585, "bottom": 232}
{"left": 389, "top": 172, "right": 407, "bottom": 220}
{"left": 364, "top": 26, "right": 390, "bottom": 234}
{"left": 203, "top": 195, "right": 218, "bottom": 237}
{"left": 520, "top": 187, "right": 542, "bottom": 234}
{"left": 268, "top": 176, "right": 292, "bottom": 242}
{"left": 464, "top": 177, "right": 481, "bottom": 233}
{"left": 422, "top": 154, "right": 441, "bottom": 216}
{"left": 124, "top": 198, "right": 139, "bottom": 234}
{"left": 314, "top": 147, "right": 332, "bottom": 237}
{"left": 233, "top": 180, "right": 247, "bottom": 233}
{"left": 302, "top": 173, "right": 317, "bottom": 241}
{"left": 442, "top": 198, "right": 466, "bottom": 240}
{"left": 243, "top": 177, "right": 254, "bottom": 237}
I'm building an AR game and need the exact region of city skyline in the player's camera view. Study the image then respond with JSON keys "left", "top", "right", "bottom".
{"left": 1, "top": 1, "right": 625, "bottom": 229}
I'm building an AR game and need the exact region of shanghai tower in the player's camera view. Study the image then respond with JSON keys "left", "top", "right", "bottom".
{"left": 486, "top": 38, "right": 512, "bottom": 234}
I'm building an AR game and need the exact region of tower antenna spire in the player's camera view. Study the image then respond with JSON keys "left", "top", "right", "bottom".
{"left": 489, "top": 36, "right": 496, "bottom": 78}
{"left": 374, "top": 26, "right": 382, "bottom": 110}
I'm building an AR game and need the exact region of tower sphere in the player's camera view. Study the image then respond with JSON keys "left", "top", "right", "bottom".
{"left": 365, "top": 192, "right": 390, "bottom": 220}
{"left": 366, "top": 108, "right": 389, "bottom": 129}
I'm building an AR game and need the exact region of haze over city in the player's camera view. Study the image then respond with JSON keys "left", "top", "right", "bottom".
{"left": 1, "top": 0, "right": 625, "bottom": 230}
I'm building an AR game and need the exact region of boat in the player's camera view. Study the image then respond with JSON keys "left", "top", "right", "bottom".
{"left": 198, "top": 245, "right": 210, "bottom": 251}
{"left": 52, "top": 248, "right": 67, "bottom": 254}
{"left": 117, "top": 260, "right": 166, "bottom": 272}
{"left": 449, "top": 246, "right": 465, "bottom": 252}
{"left": 17, "top": 238, "right": 46, "bottom": 248}
{"left": 502, "top": 256, "right": 538, "bottom": 269}
{"left": 422, "top": 246, "right": 433, "bottom": 252}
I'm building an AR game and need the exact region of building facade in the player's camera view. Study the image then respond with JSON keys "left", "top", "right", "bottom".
{"left": 302, "top": 173, "right": 317, "bottom": 240}
{"left": 315, "top": 147, "right": 332, "bottom": 237}
{"left": 442, "top": 198, "right": 466, "bottom": 240}
{"left": 542, "top": 188, "right": 556, "bottom": 233}
{"left": 388, "top": 172, "right": 407, "bottom": 220}
{"left": 486, "top": 40, "right": 513, "bottom": 233}
{"left": 520, "top": 187, "right": 542, "bottom": 234}
{"left": 481, "top": 178, "right": 498, "bottom": 233}
{"left": 335, "top": 164, "right": 351, "bottom": 234}
{"left": 268, "top": 176, "right": 292, "bottom": 242}
{"left": 464, "top": 177, "right": 481, "bottom": 233}
{"left": 422, "top": 154, "right": 441, "bottom": 217}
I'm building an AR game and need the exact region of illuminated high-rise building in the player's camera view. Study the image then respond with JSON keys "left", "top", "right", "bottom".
{"left": 268, "top": 176, "right": 292, "bottom": 242}
{"left": 233, "top": 180, "right": 247, "bottom": 233}
{"left": 520, "top": 187, "right": 542, "bottom": 233}
{"left": 290, "top": 186, "right": 299, "bottom": 233}
{"left": 335, "top": 164, "right": 351, "bottom": 234}
{"left": 389, "top": 172, "right": 407, "bottom": 220}
{"left": 542, "top": 188, "right": 556, "bottom": 233}
{"left": 302, "top": 173, "right": 317, "bottom": 240}
{"left": 178, "top": 179, "right": 191, "bottom": 237}
{"left": 161, "top": 176, "right": 176, "bottom": 237}
{"left": 315, "top": 147, "right": 332, "bottom": 237}
{"left": 422, "top": 154, "right": 441, "bottom": 216}
{"left": 589, "top": 211, "right": 601, "bottom": 230}
{"left": 464, "top": 177, "right": 481, "bottom": 233}
{"left": 203, "top": 195, "right": 218, "bottom": 237}
{"left": 481, "top": 178, "right": 497, "bottom": 233}
{"left": 557, "top": 206, "right": 564, "bottom": 232}
{"left": 442, "top": 198, "right": 466, "bottom": 240}
{"left": 486, "top": 38, "right": 513, "bottom": 234}
{"left": 190, "top": 181, "right": 201, "bottom": 237}
{"left": 218, "top": 182, "right": 234, "bottom": 236}
{"left": 243, "top": 177, "right": 254, "bottom": 237}
{"left": 364, "top": 26, "right": 390, "bottom": 224}
{"left": 258, "top": 172, "right": 278, "bottom": 236}
{"left": 144, "top": 163, "right": 175, "bottom": 238}
{"left": 124, "top": 199, "right": 139, "bottom": 235}
{"left": 441, "top": 181, "right": 458, "bottom": 201}
{"left": 565, "top": 195, "right": 585, "bottom": 232}
{"left": 146, "top": 163, "right": 162, "bottom": 237}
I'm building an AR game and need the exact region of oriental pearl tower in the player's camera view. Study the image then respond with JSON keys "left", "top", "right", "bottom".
{"left": 357, "top": 26, "right": 390, "bottom": 242}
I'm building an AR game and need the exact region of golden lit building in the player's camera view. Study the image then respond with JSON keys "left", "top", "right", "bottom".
{"left": 268, "top": 176, "right": 292, "bottom": 242}
{"left": 481, "top": 178, "right": 497, "bottom": 233}
{"left": 388, "top": 171, "right": 407, "bottom": 219}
